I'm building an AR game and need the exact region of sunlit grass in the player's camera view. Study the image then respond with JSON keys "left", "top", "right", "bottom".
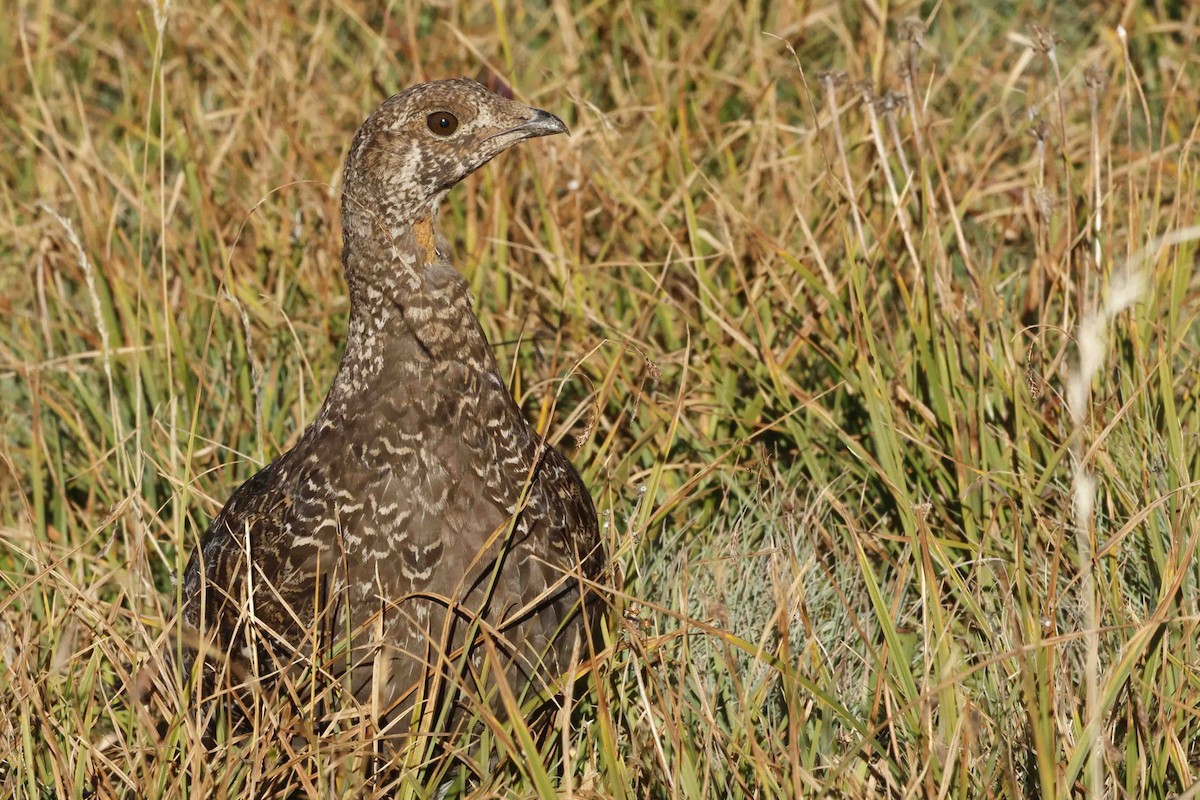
{"left": 2, "top": 1, "right": 1199, "bottom": 797}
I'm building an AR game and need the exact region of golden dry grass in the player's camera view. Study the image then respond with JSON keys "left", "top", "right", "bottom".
{"left": 2, "top": 0, "right": 1200, "bottom": 797}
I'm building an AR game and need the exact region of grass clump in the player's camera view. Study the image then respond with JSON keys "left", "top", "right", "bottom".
{"left": 2, "top": 1, "right": 1199, "bottom": 797}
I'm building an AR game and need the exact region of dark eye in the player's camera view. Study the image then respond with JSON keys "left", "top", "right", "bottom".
{"left": 426, "top": 112, "right": 459, "bottom": 136}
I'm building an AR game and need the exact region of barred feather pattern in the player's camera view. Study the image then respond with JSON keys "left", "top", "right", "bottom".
{"left": 178, "top": 79, "right": 601, "bottom": 739}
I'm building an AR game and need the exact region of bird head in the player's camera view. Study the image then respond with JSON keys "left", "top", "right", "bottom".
{"left": 340, "top": 77, "right": 568, "bottom": 242}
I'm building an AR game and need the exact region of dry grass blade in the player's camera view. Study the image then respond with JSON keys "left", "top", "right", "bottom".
{"left": 2, "top": 2, "right": 1199, "bottom": 799}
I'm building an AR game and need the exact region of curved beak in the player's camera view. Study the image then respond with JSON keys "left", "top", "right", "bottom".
{"left": 482, "top": 107, "right": 569, "bottom": 152}
{"left": 518, "top": 108, "right": 569, "bottom": 138}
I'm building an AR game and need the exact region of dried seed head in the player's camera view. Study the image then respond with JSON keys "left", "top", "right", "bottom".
{"left": 854, "top": 80, "right": 877, "bottom": 104}
{"left": 899, "top": 17, "right": 926, "bottom": 48}
{"left": 1033, "top": 187, "right": 1056, "bottom": 221}
{"left": 818, "top": 71, "right": 849, "bottom": 90}
{"left": 574, "top": 411, "right": 596, "bottom": 449}
{"left": 1031, "top": 117, "right": 1051, "bottom": 144}
{"left": 1029, "top": 23, "right": 1060, "bottom": 55}
{"left": 1025, "top": 366, "right": 1043, "bottom": 400}
{"left": 876, "top": 90, "right": 906, "bottom": 114}
{"left": 1085, "top": 64, "right": 1108, "bottom": 91}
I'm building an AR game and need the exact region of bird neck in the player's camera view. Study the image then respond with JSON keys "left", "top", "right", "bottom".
{"left": 321, "top": 221, "right": 505, "bottom": 415}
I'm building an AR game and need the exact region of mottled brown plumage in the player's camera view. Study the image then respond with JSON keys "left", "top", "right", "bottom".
{"left": 179, "top": 79, "right": 602, "bottom": 741}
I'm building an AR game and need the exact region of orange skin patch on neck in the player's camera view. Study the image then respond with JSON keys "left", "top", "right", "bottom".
{"left": 412, "top": 218, "right": 438, "bottom": 264}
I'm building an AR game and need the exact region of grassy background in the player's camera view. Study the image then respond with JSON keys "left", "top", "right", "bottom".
{"left": 2, "top": 0, "right": 1200, "bottom": 797}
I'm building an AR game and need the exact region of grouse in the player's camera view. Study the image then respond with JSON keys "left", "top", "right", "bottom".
{"left": 178, "top": 78, "right": 602, "bottom": 741}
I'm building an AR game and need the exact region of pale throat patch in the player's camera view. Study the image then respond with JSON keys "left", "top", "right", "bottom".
{"left": 412, "top": 217, "right": 438, "bottom": 264}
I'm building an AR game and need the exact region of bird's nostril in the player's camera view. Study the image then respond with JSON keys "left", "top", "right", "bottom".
{"left": 528, "top": 109, "right": 569, "bottom": 137}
